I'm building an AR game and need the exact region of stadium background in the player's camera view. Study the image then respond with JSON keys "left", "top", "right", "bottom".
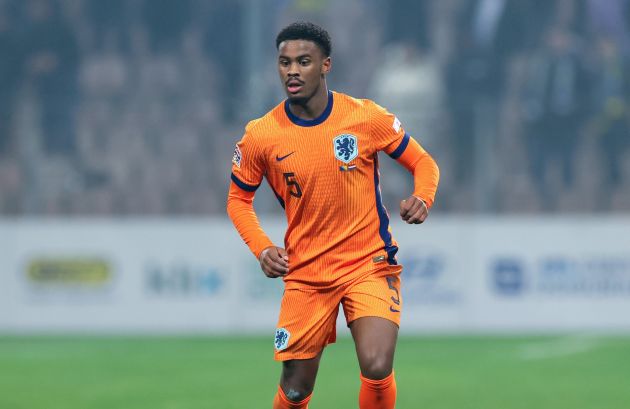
{"left": 1, "top": 0, "right": 629, "bottom": 408}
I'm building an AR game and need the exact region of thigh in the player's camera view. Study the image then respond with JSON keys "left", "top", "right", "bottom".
{"left": 280, "top": 351, "right": 323, "bottom": 400}
{"left": 350, "top": 316, "right": 399, "bottom": 379}
{"left": 343, "top": 266, "right": 402, "bottom": 378}
{"left": 274, "top": 287, "right": 341, "bottom": 361}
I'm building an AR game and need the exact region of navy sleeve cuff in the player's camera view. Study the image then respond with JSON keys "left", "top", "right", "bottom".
{"left": 388, "top": 133, "right": 410, "bottom": 159}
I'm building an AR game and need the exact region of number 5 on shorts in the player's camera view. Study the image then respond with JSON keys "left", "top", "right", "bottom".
{"left": 386, "top": 276, "right": 400, "bottom": 313}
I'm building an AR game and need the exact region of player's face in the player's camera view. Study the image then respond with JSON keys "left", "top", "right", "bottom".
{"left": 277, "top": 40, "right": 330, "bottom": 102}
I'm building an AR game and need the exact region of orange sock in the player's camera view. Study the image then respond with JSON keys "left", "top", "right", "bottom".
{"left": 273, "top": 385, "right": 312, "bottom": 409}
{"left": 359, "top": 371, "right": 397, "bottom": 409}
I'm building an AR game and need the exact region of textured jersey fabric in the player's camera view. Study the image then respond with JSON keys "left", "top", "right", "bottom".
{"left": 227, "top": 90, "right": 439, "bottom": 289}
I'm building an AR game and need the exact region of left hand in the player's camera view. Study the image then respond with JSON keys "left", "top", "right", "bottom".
{"left": 399, "top": 195, "right": 428, "bottom": 224}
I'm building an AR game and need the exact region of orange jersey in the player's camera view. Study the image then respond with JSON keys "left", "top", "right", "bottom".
{"left": 228, "top": 91, "right": 438, "bottom": 289}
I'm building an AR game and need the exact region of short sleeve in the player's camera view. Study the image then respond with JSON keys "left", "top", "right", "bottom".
{"left": 230, "top": 124, "right": 266, "bottom": 192}
{"left": 370, "top": 102, "right": 410, "bottom": 159}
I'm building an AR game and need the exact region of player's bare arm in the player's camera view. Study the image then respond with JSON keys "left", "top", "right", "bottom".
{"left": 259, "top": 246, "right": 289, "bottom": 278}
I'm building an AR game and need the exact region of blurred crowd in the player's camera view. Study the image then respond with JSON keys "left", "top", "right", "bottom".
{"left": 0, "top": 0, "right": 629, "bottom": 215}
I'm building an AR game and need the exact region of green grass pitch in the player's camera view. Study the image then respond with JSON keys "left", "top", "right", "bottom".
{"left": 1, "top": 335, "right": 629, "bottom": 409}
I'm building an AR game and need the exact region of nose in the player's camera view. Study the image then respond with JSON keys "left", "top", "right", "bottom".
{"left": 287, "top": 61, "right": 300, "bottom": 76}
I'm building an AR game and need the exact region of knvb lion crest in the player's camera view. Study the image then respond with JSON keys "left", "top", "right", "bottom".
{"left": 333, "top": 134, "right": 358, "bottom": 163}
{"left": 274, "top": 328, "right": 290, "bottom": 351}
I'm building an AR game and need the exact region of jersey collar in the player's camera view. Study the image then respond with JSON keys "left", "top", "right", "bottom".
{"left": 284, "top": 90, "right": 333, "bottom": 127}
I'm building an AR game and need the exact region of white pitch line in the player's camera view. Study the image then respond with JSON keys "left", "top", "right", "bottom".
{"left": 517, "top": 335, "right": 602, "bottom": 360}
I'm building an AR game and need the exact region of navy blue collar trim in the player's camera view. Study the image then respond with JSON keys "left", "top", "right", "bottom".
{"left": 284, "top": 91, "right": 333, "bottom": 127}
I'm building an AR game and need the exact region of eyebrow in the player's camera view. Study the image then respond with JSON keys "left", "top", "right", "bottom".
{"left": 278, "top": 53, "right": 312, "bottom": 60}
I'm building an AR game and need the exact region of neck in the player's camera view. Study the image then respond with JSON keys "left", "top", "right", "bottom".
{"left": 288, "top": 84, "right": 329, "bottom": 120}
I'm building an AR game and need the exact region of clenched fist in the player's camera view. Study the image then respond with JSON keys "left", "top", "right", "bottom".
{"left": 259, "top": 246, "right": 289, "bottom": 278}
{"left": 400, "top": 195, "right": 428, "bottom": 224}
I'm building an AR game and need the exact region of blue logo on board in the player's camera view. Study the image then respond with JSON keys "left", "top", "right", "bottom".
{"left": 492, "top": 258, "right": 525, "bottom": 296}
{"left": 333, "top": 134, "right": 358, "bottom": 163}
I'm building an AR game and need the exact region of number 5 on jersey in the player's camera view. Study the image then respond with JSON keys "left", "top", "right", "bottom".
{"left": 283, "top": 172, "right": 303, "bottom": 198}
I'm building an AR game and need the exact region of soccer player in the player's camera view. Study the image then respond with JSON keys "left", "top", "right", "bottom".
{"left": 227, "top": 21, "right": 439, "bottom": 409}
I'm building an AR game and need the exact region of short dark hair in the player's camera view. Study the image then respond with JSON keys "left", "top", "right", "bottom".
{"left": 275, "top": 21, "right": 332, "bottom": 57}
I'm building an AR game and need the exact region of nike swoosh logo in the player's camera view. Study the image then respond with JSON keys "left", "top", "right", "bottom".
{"left": 276, "top": 152, "right": 295, "bottom": 162}
{"left": 390, "top": 306, "right": 400, "bottom": 313}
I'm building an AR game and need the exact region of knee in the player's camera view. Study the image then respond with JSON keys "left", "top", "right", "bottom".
{"left": 360, "top": 354, "right": 393, "bottom": 380}
{"left": 280, "top": 386, "right": 312, "bottom": 402}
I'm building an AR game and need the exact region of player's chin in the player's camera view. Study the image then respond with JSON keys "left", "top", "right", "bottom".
{"left": 286, "top": 93, "right": 308, "bottom": 104}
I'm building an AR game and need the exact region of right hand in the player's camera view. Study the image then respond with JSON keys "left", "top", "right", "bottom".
{"left": 399, "top": 195, "right": 428, "bottom": 224}
{"left": 258, "top": 246, "right": 289, "bottom": 278}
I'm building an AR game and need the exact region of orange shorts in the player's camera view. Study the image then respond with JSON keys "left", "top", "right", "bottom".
{"left": 273, "top": 264, "right": 402, "bottom": 361}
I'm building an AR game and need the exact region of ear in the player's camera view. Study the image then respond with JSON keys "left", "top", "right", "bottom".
{"left": 321, "top": 57, "right": 331, "bottom": 75}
